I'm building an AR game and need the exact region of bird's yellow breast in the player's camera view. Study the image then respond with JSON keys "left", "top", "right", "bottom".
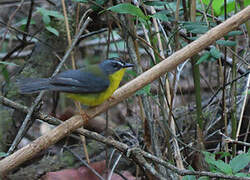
{"left": 66, "top": 68, "right": 126, "bottom": 106}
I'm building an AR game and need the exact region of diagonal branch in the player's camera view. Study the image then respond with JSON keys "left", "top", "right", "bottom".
{"left": 0, "top": 6, "right": 249, "bottom": 176}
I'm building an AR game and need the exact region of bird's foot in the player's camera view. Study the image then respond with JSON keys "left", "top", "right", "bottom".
{"left": 81, "top": 112, "right": 90, "bottom": 120}
{"left": 79, "top": 110, "right": 90, "bottom": 123}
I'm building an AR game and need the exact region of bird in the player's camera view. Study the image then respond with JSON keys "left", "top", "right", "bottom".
{"left": 17, "top": 57, "right": 134, "bottom": 106}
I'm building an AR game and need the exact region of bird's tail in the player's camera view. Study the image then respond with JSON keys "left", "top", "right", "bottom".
{"left": 17, "top": 78, "right": 52, "bottom": 94}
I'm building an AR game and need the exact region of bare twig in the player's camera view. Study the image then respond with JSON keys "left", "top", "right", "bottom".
{"left": 23, "top": 0, "right": 34, "bottom": 41}
{"left": 0, "top": 50, "right": 32, "bottom": 59}
{"left": 236, "top": 72, "right": 250, "bottom": 139}
{"left": 132, "top": 149, "right": 167, "bottom": 180}
{"left": 219, "top": 131, "right": 250, "bottom": 147}
{"left": 202, "top": 71, "right": 250, "bottom": 110}
{"left": 107, "top": 152, "right": 122, "bottom": 180}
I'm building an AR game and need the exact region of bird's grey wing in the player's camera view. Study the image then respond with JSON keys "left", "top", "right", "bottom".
{"left": 49, "top": 69, "right": 109, "bottom": 93}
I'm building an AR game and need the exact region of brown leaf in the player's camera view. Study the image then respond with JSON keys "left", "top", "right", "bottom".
{"left": 42, "top": 160, "right": 106, "bottom": 180}
{"left": 41, "top": 160, "right": 137, "bottom": 180}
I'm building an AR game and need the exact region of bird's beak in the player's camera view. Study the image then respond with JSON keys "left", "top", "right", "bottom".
{"left": 123, "top": 62, "right": 134, "bottom": 68}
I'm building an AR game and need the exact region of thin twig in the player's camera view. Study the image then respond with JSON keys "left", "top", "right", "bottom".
{"left": 64, "top": 146, "right": 104, "bottom": 180}
{"left": 219, "top": 130, "right": 250, "bottom": 147}
{"left": 132, "top": 149, "right": 168, "bottom": 180}
{"left": 7, "top": 92, "right": 45, "bottom": 154}
{"left": 107, "top": 153, "right": 122, "bottom": 180}
{"left": 236, "top": 72, "right": 250, "bottom": 138}
{"left": 202, "top": 71, "right": 250, "bottom": 110}
{"left": 61, "top": 0, "right": 75, "bottom": 68}
{"left": 23, "top": 0, "right": 34, "bottom": 41}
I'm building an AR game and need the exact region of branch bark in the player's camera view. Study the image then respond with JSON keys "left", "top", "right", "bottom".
{"left": 0, "top": 5, "right": 249, "bottom": 176}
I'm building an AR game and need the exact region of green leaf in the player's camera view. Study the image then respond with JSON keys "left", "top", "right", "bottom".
{"left": 0, "top": 65, "right": 9, "bottom": 83}
{"left": 198, "top": 177, "right": 209, "bottom": 180}
{"left": 136, "top": 84, "right": 151, "bottom": 95}
{"left": 37, "top": 7, "right": 64, "bottom": 25}
{"left": 72, "top": 0, "right": 88, "bottom": 2}
{"left": 144, "top": 1, "right": 168, "bottom": 6}
{"left": 182, "top": 22, "right": 209, "bottom": 34}
{"left": 150, "top": 13, "right": 168, "bottom": 21}
{"left": 0, "top": 152, "right": 8, "bottom": 158}
{"left": 189, "top": 26, "right": 208, "bottom": 34}
{"left": 220, "top": 1, "right": 237, "bottom": 15}
{"left": 212, "top": 0, "right": 224, "bottom": 15}
{"left": 215, "top": 151, "right": 231, "bottom": 160}
{"left": 183, "top": 166, "right": 196, "bottom": 180}
{"left": 18, "top": 18, "right": 36, "bottom": 26}
{"left": 229, "top": 153, "right": 250, "bottom": 173}
{"left": 181, "top": 21, "right": 216, "bottom": 27}
{"left": 0, "top": 61, "right": 18, "bottom": 66}
{"left": 45, "top": 26, "right": 59, "bottom": 36}
{"left": 150, "top": 10, "right": 173, "bottom": 22}
{"left": 245, "top": 0, "right": 250, "bottom": 6}
{"left": 37, "top": 7, "right": 64, "bottom": 19}
{"left": 235, "top": 173, "right": 248, "bottom": 177}
{"left": 210, "top": 46, "right": 221, "bottom": 59}
{"left": 204, "top": 151, "right": 232, "bottom": 174}
{"left": 216, "top": 40, "right": 236, "bottom": 46}
{"left": 204, "top": 151, "right": 216, "bottom": 165}
{"left": 91, "top": 0, "right": 106, "bottom": 11}
{"left": 126, "top": 69, "right": 137, "bottom": 77}
{"left": 213, "top": 159, "right": 232, "bottom": 174}
{"left": 203, "top": 0, "right": 241, "bottom": 16}
{"left": 183, "top": 175, "right": 196, "bottom": 180}
{"left": 227, "top": 31, "right": 243, "bottom": 36}
{"left": 196, "top": 51, "right": 210, "bottom": 65}
{"left": 108, "top": 3, "right": 149, "bottom": 21}
{"left": 202, "top": 0, "right": 210, "bottom": 5}
{"left": 46, "top": 10, "right": 64, "bottom": 19}
{"left": 209, "top": 56, "right": 217, "bottom": 62}
{"left": 42, "top": 14, "right": 51, "bottom": 25}
{"left": 183, "top": 23, "right": 205, "bottom": 30}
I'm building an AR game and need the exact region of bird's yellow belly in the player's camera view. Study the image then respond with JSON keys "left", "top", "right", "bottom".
{"left": 66, "top": 69, "right": 126, "bottom": 106}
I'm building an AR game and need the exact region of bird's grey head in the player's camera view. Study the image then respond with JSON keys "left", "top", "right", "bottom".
{"left": 99, "top": 57, "right": 134, "bottom": 75}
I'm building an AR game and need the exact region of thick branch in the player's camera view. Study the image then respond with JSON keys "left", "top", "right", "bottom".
{"left": 0, "top": 6, "right": 249, "bottom": 175}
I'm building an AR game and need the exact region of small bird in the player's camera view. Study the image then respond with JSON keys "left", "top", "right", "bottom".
{"left": 17, "top": 57, "right": 134, "bottom": 106}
